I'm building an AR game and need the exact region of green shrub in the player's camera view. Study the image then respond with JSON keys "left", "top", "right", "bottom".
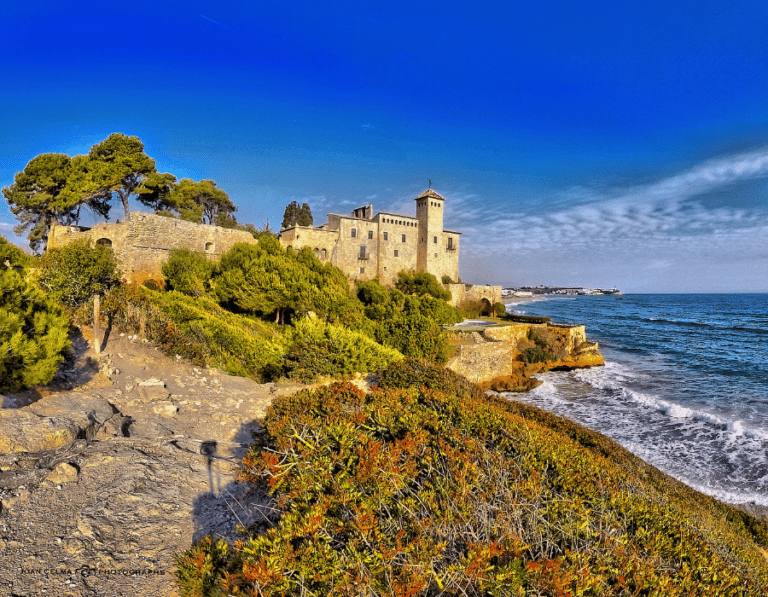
{"left": 376, "top": 312, "right": 449, "bottom": 364}
{"left": 520, "top": 345, "right": 553, "bottom": 363}
{"left": 395, "top": 270, "right": 451, "bottom": 301}
{"left": 493, "top": 301, "right": 507, "bottom": 317}
{"left": 0, "top": 235, "right": 33, "bottom": 270}
{"left": 284, "top": 317, "right": 402, "bottom": 382}
{"left": 38, "top": 239, "right": 120, "bottom": 307}
{"left": 0, "top": 268, "right": 70, "bottom": 392}
{"left": 176, "top": 370, "right": 768, "bottom": 596}
{"left": 147, "top": 289, "right": 288, "bottom": 381}
{"left": 162, "top": 248, "right": 215, "bottom": 297}
{"left": 502, "top": 313, "right": 551, "bottom": 324}
{"left": 456, "top": 297, "right": 485, "bottom": 318}
{"left": 441, "top": 274, "right": 454, "bottom": 284}
{"left": 102, "top": 285, "right": 209, "bottom": 366}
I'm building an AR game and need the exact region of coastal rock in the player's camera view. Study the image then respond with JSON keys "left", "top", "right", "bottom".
{"left": 478, "top": 373, "right": 543, "bottom": 393}
{"left": 447, "top": 322, "right": 603, "bottom": 385}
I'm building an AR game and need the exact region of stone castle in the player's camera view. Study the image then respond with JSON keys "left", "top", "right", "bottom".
{"left": 47, "top": 188, "right": 502, "bottom": 307}
{"left": 279, "top": 188, "right": 460, "bottom": 286}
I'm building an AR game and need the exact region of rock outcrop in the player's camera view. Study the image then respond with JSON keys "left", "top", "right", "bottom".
{"left": 447, "top": 322, "right": 604, "bottom": 389}
{"left": 0, "top": 334, "right": 309, "bottom": 597}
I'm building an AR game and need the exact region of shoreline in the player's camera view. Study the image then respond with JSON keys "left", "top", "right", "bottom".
{"left": 495, "top": 293, "right": 768, "bottom": 522}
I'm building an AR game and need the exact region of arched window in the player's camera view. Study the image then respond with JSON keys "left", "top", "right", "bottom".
{"left": 204, "top": 242, "right": 214, "bottom": 251}
{"left": 320, "top": 249, "right": 327, "bottom": 260}
{"left": 96, "top": 238, "right": 112, "bottom": 247}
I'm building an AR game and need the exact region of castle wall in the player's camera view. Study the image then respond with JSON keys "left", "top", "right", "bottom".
{"left": 48, "top": 212, "right": 257, "bottom": 284}
{"left": 445, "top": 283, "right": 503, "bottom": 307}
{"left": 280, "top": 226, "right": 339, "bottom": 262}
{"left": 333, "top": 217, "right": 380, "bottom": 282}
{"left": 279, "top": 190, "right": 461, "bottom": 287}
{"left": 375, "top": 213, "right": 419, "bottom": 285}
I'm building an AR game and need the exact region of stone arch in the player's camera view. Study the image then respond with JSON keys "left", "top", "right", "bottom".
{"left": 320, "top": 248, "right": 327, "bottom": 260}
{"left": 95, "top": 237, "right": 112, "bottom": 247}
{"left": 204, "top": 241, "right": 214, "bottom": 252}
{"left": 480, "top": 297, "right": 493, "bottom": 316}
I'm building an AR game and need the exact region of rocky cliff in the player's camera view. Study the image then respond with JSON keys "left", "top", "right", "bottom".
{"left": 446, "top": 322, "right": 604, "bottom": 391}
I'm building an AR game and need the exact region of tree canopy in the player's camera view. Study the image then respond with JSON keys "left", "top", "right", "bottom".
{"left": 73, "top": 133, "right": 158, "bottom": 219}
{"left": 2, "top": 153, "right": 109, "bottom": 252}
{"left": 4, "top": 134, "right": 242, "bottom": 250}
{"left": 166, "top": 178, "right": 236, "bottom": 225}
{"left": 281, "top": 201, "right": 313, "bottom": 229}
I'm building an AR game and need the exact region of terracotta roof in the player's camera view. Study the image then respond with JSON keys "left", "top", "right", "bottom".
{"left": 415, "top": 188, "right": 446, "bottom": 201}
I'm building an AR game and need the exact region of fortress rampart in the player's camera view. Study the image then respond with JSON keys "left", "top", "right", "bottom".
{"left": 48, "top": 212, "right": 256, "bottom": 284}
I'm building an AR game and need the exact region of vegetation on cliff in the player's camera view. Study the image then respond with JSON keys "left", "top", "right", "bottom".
{"left": 175, "top": 359, "right": 768, "bottom": 596}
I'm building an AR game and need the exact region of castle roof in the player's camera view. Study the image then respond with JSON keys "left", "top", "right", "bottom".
{"left": 416, "top": 188, "right": 445, "bottom": 201}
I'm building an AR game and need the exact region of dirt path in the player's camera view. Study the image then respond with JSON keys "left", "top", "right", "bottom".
{"left": 0, "top": 332, "right": 306, "bottom": 597}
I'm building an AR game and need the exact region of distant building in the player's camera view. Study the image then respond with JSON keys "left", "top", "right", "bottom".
{"left": 279, "top": 188, "right": 460, "bottom": 285}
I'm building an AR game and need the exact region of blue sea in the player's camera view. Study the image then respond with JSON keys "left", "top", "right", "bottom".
{"left": 509, "top": 294, "right": 768, "bottom": 506}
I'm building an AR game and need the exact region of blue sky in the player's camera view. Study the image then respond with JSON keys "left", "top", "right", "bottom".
{"left": 2, "top": 1, "right": 767, "bottom": 292}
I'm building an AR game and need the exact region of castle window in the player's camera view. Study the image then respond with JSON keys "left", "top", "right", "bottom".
{"left": 401, "top": 234, "right": 406, "bottom": 242}
{"left": 368, "top": 230, "right": 373, "bottom": 239}
{"left": 448, "top": 238, "right": 454, "bottom": 249}
{"left": 321, "top": 249, "right": 327, "bottom": 260}
{"left": 433, "top": 236, "right": 437, "bottom": 243}
{"left": 394, "top": 249, "right": 399, "bottom": 257}
{"left": 351, "top": 228, "right": 357, "bottom": 237}
{"left": 360, "top": 267, "right": 365, "bottom": 274}
{"left": 359, "top": 246, "right": 367, "bottom": 260}
{"left": 96, "top": 238, "right": 112, "bottom": 247}
{"left": 383, "top": 231, "right": 388, "bottom": 240}
{"left": 204, "top": 242, "right": 214, "bottom": 251}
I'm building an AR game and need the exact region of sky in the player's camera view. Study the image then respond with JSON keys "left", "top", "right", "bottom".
{"left": 2, "top": 1, "right": 767, "bottom": 292}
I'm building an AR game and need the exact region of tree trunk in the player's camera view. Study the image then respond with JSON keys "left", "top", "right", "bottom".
{"left": 120, "top": 190, "right": 130, "bottom": 219}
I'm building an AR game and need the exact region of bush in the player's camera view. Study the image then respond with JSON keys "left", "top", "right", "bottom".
{"left": 176, "top": 370, "right": 768, "bottom": 596}
{"left": 395, "top": 270, "right": 451, "bottom": 301}
{"left": 38, "top": 239, "right": 120, "bottom": 307}
{"left": 493, "top": 301, "right": 507, "bottom": 317}
{"left": 502, "top": 313, "right": 551, "bottom": 324}
{"left": 0, "top": 268, "right": 70, "bottom": 392}
{"left": 147, "top": 289, "right": 288, "bottom": 381}
{"left": 520, "top": 345, "right": 553, "bottom": 363}
{"left": 284, "top": 318, "right": 402, "bottom": 382}
{"left": 456, "top": 298, "right": 485, "bottom": 318}
{"left": 0, "top": 235, "right": 33, "bottom": 270}
{"left": 162, "top": 248, "right": 215, "bottom": 297}
{"left": 101, "top": 285, "right": 209, "bottom": 366}
{"left": 377, "top": 312, "right": 449, "bottom": 364}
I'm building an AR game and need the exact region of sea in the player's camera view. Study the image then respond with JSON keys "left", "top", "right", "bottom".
{"left": 508, "top": 293, "right": 768, "bottom": 507}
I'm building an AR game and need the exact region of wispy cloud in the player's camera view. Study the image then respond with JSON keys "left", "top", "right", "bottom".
{"left": 448, "top": 149, "right": 768, "bottom": 291}
{"left": 199, "top": 14, "right": 226, "bottom": 28}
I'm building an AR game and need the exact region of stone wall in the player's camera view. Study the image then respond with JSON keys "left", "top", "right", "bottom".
{"left": 48, "top": 212, "right": 257, "bottom": 284}
{"left": 445, "top": 283, "right": 503, "bottom": 307}
{"left": 446, "top": 341, "right": 523, "bottom": 383}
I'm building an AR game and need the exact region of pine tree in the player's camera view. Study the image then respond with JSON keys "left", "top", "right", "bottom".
{"left": 0, "top": 268, "right": 70, "bottom": 392}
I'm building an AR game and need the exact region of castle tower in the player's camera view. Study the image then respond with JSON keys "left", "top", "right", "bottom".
{"left": 415, "top": 188, "right": 445, "bottom": 274}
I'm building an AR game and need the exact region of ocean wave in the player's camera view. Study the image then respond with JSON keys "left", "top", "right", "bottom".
{"left": 620, "top": 387, "right": 768, "bottom": 440}
{"left": 645, "top": 317, "right": 768, "bottom": 335}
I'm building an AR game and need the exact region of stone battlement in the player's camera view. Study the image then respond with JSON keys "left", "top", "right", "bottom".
{"left": 48, "top": 212, "right": 257, "bottom": 284}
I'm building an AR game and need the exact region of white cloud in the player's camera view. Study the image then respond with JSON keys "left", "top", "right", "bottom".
{"left": 448, "top": 148, "right": 768, "bottom": 291}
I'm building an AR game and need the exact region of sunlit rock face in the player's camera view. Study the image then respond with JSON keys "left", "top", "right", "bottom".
{"left": 447, "top": 323, "right": 604, "bottom": 387}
